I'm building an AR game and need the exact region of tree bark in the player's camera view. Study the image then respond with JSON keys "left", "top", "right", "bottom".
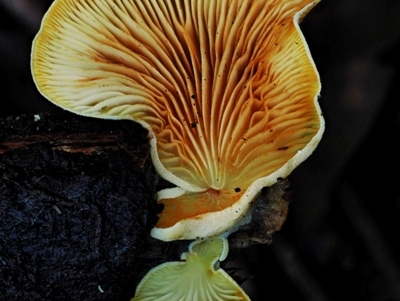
{"left": 0, "top": 113, "right": 289, "bottom": 301}
{"left": 0, "top": 113, "right": 163, "bottom": 301}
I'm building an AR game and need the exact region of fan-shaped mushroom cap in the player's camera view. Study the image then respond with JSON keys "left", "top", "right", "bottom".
{"left": 31, "top": 0, "right": 324, "bottom": 241}
{"left": 132, "top": 236, "right": 250, "bottom": 301}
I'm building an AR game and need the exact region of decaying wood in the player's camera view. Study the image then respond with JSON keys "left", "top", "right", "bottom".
{"left": 0, "top": 113, "right": 289, "bottom": 301}
{"left": 229, "top": 178, "right": 290, "bottom": 249}
{"left": 0, "top": 113, "right": 165, "bottom": 301}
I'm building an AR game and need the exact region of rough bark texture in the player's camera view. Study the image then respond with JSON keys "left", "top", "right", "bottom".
{"left": 0, "top": 113, "right": 289, "bottom": 301}
{"left": 229, "top": 178, "right": 290, "bottom": 249}
{"left": 0, "top": 113, "right": 160, "bottom": 301}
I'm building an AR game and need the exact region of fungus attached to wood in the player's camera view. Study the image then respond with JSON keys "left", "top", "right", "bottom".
{"left": 31, "top": 0, "right": 324, "bottom": 241}
{"left": 132, "top": 236, "right": 250, "bottom": 301}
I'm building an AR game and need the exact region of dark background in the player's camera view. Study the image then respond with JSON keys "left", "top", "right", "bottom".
{"left": 1, "top": 0, "right": 400, "bottom": 300}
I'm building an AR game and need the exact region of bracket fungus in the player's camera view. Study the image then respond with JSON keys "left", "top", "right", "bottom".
{"left": 31, "top": 0, "right": 324, "bottom": 241}
{"left": 132, "top": 236, "right": 250, "bottom": 301}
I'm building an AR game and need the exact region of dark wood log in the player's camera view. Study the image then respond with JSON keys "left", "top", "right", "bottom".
{"left": 0, "top": 113, "right": 164, "bottom": 300}
{"left": 0, "top": 113, "right": 289, "bottom": 301}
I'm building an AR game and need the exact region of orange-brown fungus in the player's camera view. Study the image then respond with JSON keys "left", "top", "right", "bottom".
{"left": 157, "top": 189, "right": 244, "bottom": 228}
{"left": 31, "top": 0, "right": 324, "bottom": 240}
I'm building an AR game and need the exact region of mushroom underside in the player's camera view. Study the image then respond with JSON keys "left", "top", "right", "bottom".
{"left": 31, "top": 0, "right": 324, "bottom": 241}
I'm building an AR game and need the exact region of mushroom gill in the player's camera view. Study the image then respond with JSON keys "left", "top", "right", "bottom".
{"left": 31, "top": 0, "right": 324, "bottom": 241}
{"left": 132, "top": 236, "right": 250, "bottom": 301}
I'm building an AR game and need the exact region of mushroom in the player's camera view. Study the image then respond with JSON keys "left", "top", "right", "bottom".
{"left": 31, "top": 0, "right": 324, "bottom": 241}
{"left": 132, "top": 236, "right": 250, "bottom": 301}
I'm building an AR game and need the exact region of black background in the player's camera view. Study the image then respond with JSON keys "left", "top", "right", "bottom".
{"left": 1, "top": 1, "right": 400, "bottom": 300}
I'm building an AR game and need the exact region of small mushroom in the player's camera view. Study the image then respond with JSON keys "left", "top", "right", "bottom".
{"left": 31, "top": 0, "right": 324, "bottom": 241}
{"left": 131, "top": 236, "right": 250, "bottom": 301}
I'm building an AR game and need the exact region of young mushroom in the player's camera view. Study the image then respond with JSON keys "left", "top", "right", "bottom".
{"left": 132, "top": 236, "right": 250, "bottom": 301}
{"left": 31, "top": 0, "right": 324, "bottom": 241}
